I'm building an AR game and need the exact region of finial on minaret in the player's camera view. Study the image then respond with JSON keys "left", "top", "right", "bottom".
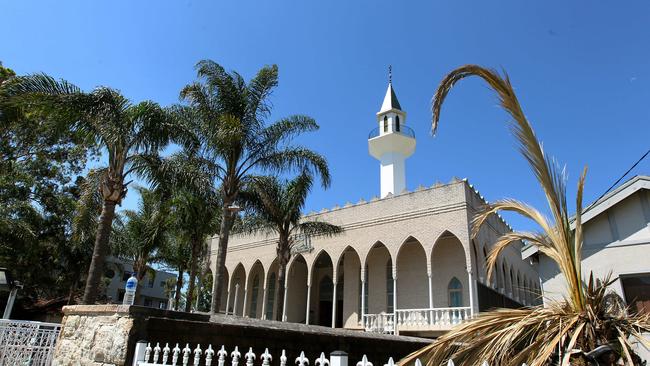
{"left": 388, "top": 65, "right": 392, "bottom": 84}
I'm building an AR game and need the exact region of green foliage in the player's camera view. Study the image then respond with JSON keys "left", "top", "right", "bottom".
{"left": 0, "top": 63, "right": 97, "bottom": 302}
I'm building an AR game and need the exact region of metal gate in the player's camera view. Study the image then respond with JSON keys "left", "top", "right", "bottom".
{"left": 0, "top": 319, "right": 61, "bottom": 366}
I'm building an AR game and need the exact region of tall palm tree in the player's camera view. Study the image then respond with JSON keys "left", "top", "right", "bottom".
{"left": 5, "top": 75, "right": 184, "bottom": 303}
{"left": 168, "top": 189, "right": 219, "bottom": 312}
{"left": 240, "top": 172, "right": 343, "bottom": 320}
{"left": 179, "top": 60, "right": 331, "bottom": 313}
{"left": 403, "top": 65, "right": 650, "bottom": 366}
{"left": 111, "top": 187, "right": 170, "bottom": 300}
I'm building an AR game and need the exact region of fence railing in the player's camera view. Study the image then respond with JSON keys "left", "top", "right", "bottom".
{"left": 132, "top": 342, "right": 529, "bottom": 366}
{"left": 364, "top": 307, "right": 472, "bottom": 334}
{"left": 368, "top": 125, "right": 415, "bottom": 139}
{"left": 362, "top": 313, "right": 394, "bottom": 334}
{"left": 0, "top": 319, "right": 62, "bottom": 366}
{"left": 395, "top": 307, "right": 471, "bottom": 328}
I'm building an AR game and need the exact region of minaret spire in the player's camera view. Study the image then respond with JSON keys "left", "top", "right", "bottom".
{"left": 368, "top": 71, "right": 416, "bottom": 198}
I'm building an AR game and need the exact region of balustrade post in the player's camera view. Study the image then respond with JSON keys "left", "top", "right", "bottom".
{"left": 306, "top": 284, "right": 312, "bottom": 324}
{"left": 331, "top": 280, "right": 337, "bottom": 328}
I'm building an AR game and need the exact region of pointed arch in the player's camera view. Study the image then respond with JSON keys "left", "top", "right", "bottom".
{"left": 431, "top": 231, "right": 469, "bottom": 308}
{"left": 334, "top": 246, "right": 362, "bottom": 328}
{"left": 286, "top": 254, "right": 308, "bottom": 323}
{"left": 246, "top": 260, "right": 265, "bottom": 318}
{"left": 396, "top": 236, "right": 427, "bottom": 309}
{"left": 310, "top": 250, "right": 334, "bottom": 326}
{"left": 229, "top": 263, "right": 246, "bottom": 316}
{"left": 365, "top": 241, "right": 392, "bottom": 315}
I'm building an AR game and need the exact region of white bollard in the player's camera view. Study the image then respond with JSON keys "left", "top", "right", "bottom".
{"left": 132, "top": 340, "right": 148, "bottom": 366}
{"left": 330, "top": 351, "right": 348, "bottom": 366}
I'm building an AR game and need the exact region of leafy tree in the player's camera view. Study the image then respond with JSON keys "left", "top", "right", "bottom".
{"left": 179, "top": 60, "right": 330, "bottom": 313}
{"left": 0, "top": 64, "right": 97, "bottom": 303}
{"left": 240, "top": 172, "right": 342, "bottom": 320}
{"left": 5, "top": 74, "right": 185, "bottom": 304}
{"left": 404, "top": 65, "right": 650, "bottom": 366}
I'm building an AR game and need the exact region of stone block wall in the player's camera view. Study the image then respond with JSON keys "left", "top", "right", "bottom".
{"left": 52, "top": 305, "right": 430, "bottom": 366}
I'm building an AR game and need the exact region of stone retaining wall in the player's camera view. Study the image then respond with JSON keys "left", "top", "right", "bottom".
{"left": 53, "top": 305, "right": 431, "bottom": 366}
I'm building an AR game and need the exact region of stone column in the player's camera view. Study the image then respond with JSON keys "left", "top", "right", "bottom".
{"left": 360, "top": 267, "right": 366, "bottom": 329}
{"left": 427, "top": 272, "right": 433, "bottom": 310}
{"left": 467, "top": 268, "right": 475, "bottom": 317}
{"left": 331, "top": 280, "right": 337, "bottom": 328}
{"left": 242, "top": 283, "right": 248, "bottom": 317}
{"left": 233, "top": 284, "right": 240, "bottom": 316}
{"left": 305, "top": 284, "right": 311, "bottom": 325}
{"left": 260, "top": 286, "right": 267, "bottom": 320}
{"left": 282, "top": 279, "right": 289, "bottom": 322}
{"left": 224, "top": 290, "right": 231, "bottom": 315}
{"left": 393, "top": 276, "right": 398, "bottom": 335}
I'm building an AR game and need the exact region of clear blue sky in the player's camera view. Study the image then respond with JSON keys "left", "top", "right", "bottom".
{"left": 2, "top": 0, "right": 649, "bottom": 232}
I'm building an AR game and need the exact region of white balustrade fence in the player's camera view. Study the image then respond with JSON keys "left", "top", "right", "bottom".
{"left": 132, "top": 342, "right": 529, "bottom": 366}
{"left": 362, "top": 313, "right": 394, "bottom": 334}
{"left": 395, "top": 307, "right": 471, "bottom": 328}
{"left": 0, "top": 319, "right": 62, "bottom": 366}
{"left": 364, "top": 307, "right": 471, "bottom": 334}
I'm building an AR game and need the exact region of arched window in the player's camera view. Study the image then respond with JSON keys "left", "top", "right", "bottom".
{"left": 383, "top": 116, "right": 388, "bottom": 132}
{"left": 448, "top": 277, "right": 463, "bottom": 307}
{"left": 386, "top": 259, "right": 394, "bottom": 312}
{"left": 250, "top": 274, "right": 260, "bottom": 318}
{"left": 265, "top": 273, "right": 276, "bottom": 320}
{"left": 395, "top": 115, "right": 400, "bottom": 132}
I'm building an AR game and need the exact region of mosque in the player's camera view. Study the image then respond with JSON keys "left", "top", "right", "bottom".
{"left": 208, "top": 77, "right": 541, "bottom": 337}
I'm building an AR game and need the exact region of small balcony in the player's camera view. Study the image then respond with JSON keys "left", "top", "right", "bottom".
{"left": 368, "top": 125, "right": 415, "bottom": 139}
{"left": 363, "top": 307, "right": 472, "bottom": 335}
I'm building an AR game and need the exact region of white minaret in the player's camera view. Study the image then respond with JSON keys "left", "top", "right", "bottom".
{"left": 368, "top": 67, "right": 416, "bottom": 198}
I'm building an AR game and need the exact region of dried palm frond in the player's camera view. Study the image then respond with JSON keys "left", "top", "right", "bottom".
{"left": 402, "top": 65, "right": 650, "bottom": 366}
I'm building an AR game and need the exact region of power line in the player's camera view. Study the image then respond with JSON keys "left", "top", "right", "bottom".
{"left": 587, "top": 147, "right": 650, "bottom": 210}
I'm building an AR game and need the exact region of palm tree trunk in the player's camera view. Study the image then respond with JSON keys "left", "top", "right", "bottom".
{"left": 174, "top": 268, "right": 184, "bottom": 311}
{"left": 275, "top": 262, "right": 287, "bottom": 321}
{"left": 82, "top": 200, "right": 117, "bottom": 304}
{"left": 210, "top": 203, "right": 236, "bottom": 313}
{"left": 185, "top": 237, "right": 201, "bottom": 312}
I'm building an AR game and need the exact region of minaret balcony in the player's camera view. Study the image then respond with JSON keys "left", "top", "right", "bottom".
{"left": 368, "top": 125, "right": 416, "bottom": 160}
{"left": 368, "top": 125, "right": 415, "bottom": 139}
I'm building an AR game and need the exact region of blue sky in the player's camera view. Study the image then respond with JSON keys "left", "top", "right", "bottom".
{"left": 2, "top": 0, "right": 649, "bottom": 232}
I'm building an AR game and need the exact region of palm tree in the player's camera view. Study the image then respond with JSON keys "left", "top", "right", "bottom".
{"left": 179, "top": 60, "right": 331, "bottom": 313}
{"left": 5, "top": 75, "right": 184, "bottom": 303}
{"left": 403, "top": 65, "right": 650, "bottom": 366}
{"left": 168, "top": 189, "right": 219, "bottom": 312}
{"left": 111, "top": 187, "right": 170, "bottom": 300}
{"left": 157, "top": 232, "right": 191, "bottom": 311}
{"left": 240, "top": 172, "right": 343, "bottom": 320}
